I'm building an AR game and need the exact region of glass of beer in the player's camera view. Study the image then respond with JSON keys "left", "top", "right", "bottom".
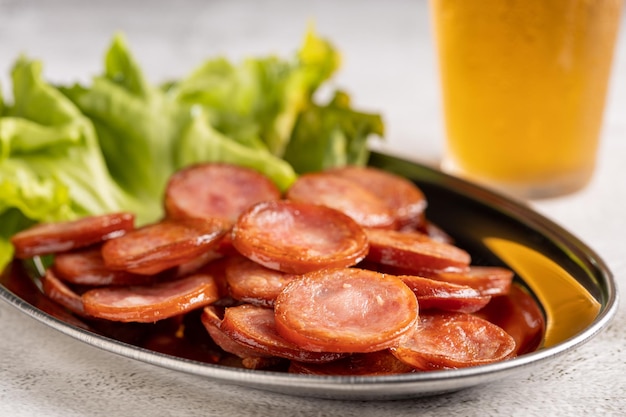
{"left": 430, "top": 0, "right": 623, "bottom": 199}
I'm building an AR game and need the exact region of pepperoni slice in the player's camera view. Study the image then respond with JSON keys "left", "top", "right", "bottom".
{"left": 225, "top": 256, "right": 297, "bottom": 307}
{"left": 42, "top": 268, "right": 86, "bottom": 317}
{"left": 286, "top": 172, "right": 396, "bottom": 229}
{"left": 288, "top": 350, "right": 416, "bottom": 376}
{"left": 231, "top": 201, "right": 369, "bottom": 274}
{"left": 327, "top": 166, "right": 427, "bottom": 228}
{"left": 53, "top": 247, "right": 161, "bottom": 286}
{"left": 101, "top": 218, "right": 228, "bottom": 275}
{"left": 365, "top": 228, "right": 471, "bottom": 273}
{"left": 398, "top": 274, "right": 491, "bottom": 313}
{"left": 11, "top": 212, "right": 135, "bottom": 259}
{"left": 164, "top": 163, "right": 281, "bottom": 225}
{"left": 220, "top": 304, "right": 344, "bottom": 363}
{"left": 82, "top": 273, "right": 220, "bottom": 322}
{"left": 274, "top": 268, "right": 418, "bottom": 353}
{"left": 390, "top": 312, "right": 516, "bottom": 370}
{"left": 432, "top": 266, "right": 514, "bottom": 297}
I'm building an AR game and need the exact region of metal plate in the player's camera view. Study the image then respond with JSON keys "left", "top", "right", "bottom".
{"left": 0, "top": 152, "right": 617, "bottom": 400}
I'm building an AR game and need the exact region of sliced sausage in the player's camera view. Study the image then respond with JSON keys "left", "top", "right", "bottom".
{"left": 286, "top": 172, "right": 396, "bottom": 229}
{"left": 0, "top": 261, "right": 91, "bottom": 329}
{"left": 327, "top": 166, "right": 427, "bottom": 228}
{"left": 225, "top": 256, "right": 297, "bottom": 307}
{"left": 231, "top": 201, "right": 369, "bottom": 274}
{"left": 390, "top": 312, "right": 516, "bottom": 370}
{"left": 82, "top": 272, "right": 220, "bottom": 322}
{"left": 431, "top": 266, "right": 514, "bottom": 297}
{"left": 398, "top": 274, "right": 491, "bottom": 313}
{"left": 101, "top": 218, "right": 228, "bottom": 275}
{"left": 11, "top": 212, "right": 135, "bottom": 259}
{"left": 220, "top": 304, "right": 344, "bottom": 363}
{"left": 475, "top": 284, "right": 545, "bottom": 356}
{"left": 200, "top": 306, "right": 271, "bottom": 359}
{"left": 164, "top": 163, "right": 281, "bottom": 225}
{"left": 173, "top": 248, "right": 224, "bottom": 278}
{"left": 189, "top": 257, "right": 232, "bottom": 300}
{"left": 274, "top": 268, "right": 418, "bottom": 353}
{"left": 42, "top": 268, "right": 86, "bottom": 316}
{"left": 53, "top": 247, "right": 161, "bottom": 286}
{"left": 200, "top": 307, "right": 284, "bottom": 369}
{"left": 365, "top": 228, "right": 471, "bottom": 273}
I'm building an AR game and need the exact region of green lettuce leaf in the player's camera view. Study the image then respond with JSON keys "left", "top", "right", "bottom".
{"left": 62, "top": 34, "right": 297, "bottom": 203}
{"left": 60, "top": 34, "right": 186, "bottom": 206}
{"left": 175, "top": 111, "right": 297, "bottom": 186}
{"left": 169, "top": 26, "right": 342, "bottom": 159}
{"left": 0, "top": 57, "right": 145, "bottom": 265}
{"left": 282, "top": 91, "right": 384, "bottom": 174}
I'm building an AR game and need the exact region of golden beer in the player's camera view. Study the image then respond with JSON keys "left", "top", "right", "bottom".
{"left": 431, "top": 0, "right": 623, "bottom": 198}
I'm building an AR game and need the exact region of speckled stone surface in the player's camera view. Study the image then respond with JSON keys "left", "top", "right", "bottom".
{"left": 1, "top": 1, "right": 625, "bottom": 415}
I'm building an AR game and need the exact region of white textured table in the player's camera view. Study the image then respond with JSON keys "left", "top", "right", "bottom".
{"left": 1, "top": 1, "right": 625, "bottom": 415}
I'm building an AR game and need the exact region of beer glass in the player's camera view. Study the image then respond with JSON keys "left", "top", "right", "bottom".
{"left": 430, "top": 0, "right": 623, "bottom": 198}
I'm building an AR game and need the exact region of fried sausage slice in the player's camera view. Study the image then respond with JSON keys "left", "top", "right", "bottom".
{"left": 200, "top": 306, "right": 271, "bottom": 359}
{"left": 286, "top": 172, "right": 396, "bottom": 229}
{"left": 431, "top": 266, "right": 514, "bottom": 297}
{"left": 82, "top": 272, "right": 220, "bottom": 322}
{"left": 365, "top": 228, "right": 471, "bottom": 273}
{"left": 224, "top": 256, "right": 297, "bottom": 307}
{"left": 398, "top": 274, "right": 491, "bottom": 313}
{"left": 391, "top": 312, "right": 516, "bottom": 370}
{"left": 53, "top": 246, "right": 160, "bottom": 286}
{"left": 231, "top": 201, "right": 369, "bottom": 274}
{"left": 475, "top": 284, "right": 545, "bottom": 356}
{"left": 220, "top": 304, "right": 344, "bottom": 363}
{"left": 11, "top": 212, "right": 135, "bottom": 259}
{"left": 164, "top": 163, "right": 281, "bottom": 225}
{"left": 101, "top": 218, "right": 228, "bottom": 275}
{"left": 327, "top": 165, "right": 427, "bottom": 228}
{"left": 274, "top": 268, "right": 418, "bottom": 353}
{"left": 42, "top": 268, "right": 86, "bottom": 317}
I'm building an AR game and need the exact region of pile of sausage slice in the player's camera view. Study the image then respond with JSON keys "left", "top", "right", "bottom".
{"left": 11, "top": 163, "right": 520, "bottom": 374}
